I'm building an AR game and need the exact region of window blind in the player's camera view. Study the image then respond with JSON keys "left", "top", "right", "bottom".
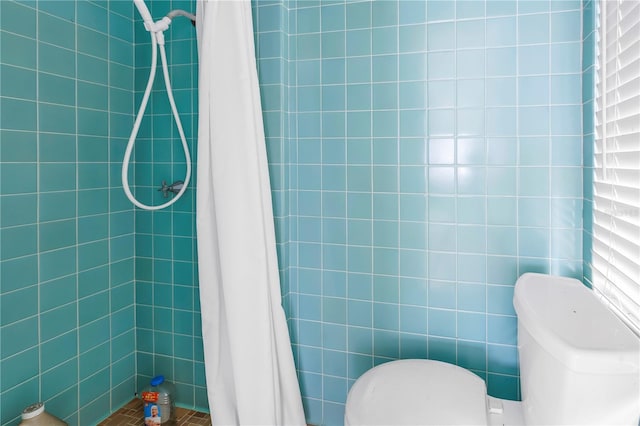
{"left": 593, "top": 0, "right": 640, "bottom": 335}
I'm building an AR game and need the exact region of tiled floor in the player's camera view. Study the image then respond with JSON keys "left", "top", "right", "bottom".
{"left": 98, "top": 398, "right": 212, "bottom": 425}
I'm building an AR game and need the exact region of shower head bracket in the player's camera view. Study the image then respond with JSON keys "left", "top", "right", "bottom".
{"left": 143, "top": 16, "right": 171, "bottom": 34}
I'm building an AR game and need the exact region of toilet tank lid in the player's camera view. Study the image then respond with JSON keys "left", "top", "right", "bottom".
{"left": 345, "top": 359, "right": 488, "bottom": 425}
{"left": 514, "top": 273, "right": 640, "bottom": 374}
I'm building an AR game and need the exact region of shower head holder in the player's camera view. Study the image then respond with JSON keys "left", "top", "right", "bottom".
{"left": 144, "top": 16, "right": 171, "bottom": 34}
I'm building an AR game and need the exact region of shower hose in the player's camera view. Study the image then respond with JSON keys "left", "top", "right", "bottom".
{"left": 122, "top": 9, "right": 193, "bottom": 211}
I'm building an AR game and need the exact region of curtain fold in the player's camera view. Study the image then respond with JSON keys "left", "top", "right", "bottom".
{"left": 195, "top": 1, "right": 305, "bottom": 424}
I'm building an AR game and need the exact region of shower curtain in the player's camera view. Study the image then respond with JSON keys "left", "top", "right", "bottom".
{"left": 194, "top": 1, "right": 305, "bottom": 425}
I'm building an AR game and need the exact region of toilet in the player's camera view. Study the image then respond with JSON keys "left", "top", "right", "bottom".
{"left": 344, "top": 273, "right": 640, "bottom": 425}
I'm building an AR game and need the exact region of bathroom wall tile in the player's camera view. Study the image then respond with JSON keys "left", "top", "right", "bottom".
{"left": 42, "top": 358, "right": 78, "bottom": 401}
{"left": 78, "top": 292, "right": 109, "bottom": 326}
{"left": 456, "top": 282, "right": 486, "bottom": 312}
{"left": 486, "top": 0, "right": 516, "bottom": 16}
{"left": 458, "top": 340, "right": 486, "bottom": 371}
{"left": 40, "top": 276, "right": 76, "bottom": 314}
{"left": 487, "top": 374, "right": 520, "bottom": 400}
{"left": 427, "top": 22, "right": 455, "bottom": 51}
{"left": 79, "top": 367, "right": 110, "bottom": 409}
{"left": 428, "top": 195, "right": 455, "bottom": 223}
{"left": 40, "top": 219, "right": 76, "bottom": 252}
{"left": 1, "top": 286, "right": 38, "bottom": 325}
{"left": 458, "top": 312, "right": 487, "bottom": 341}
{"left": 455, "top": 20, "right": 483, "bottom": 50}
{"left": 1, "top": 65, "right": 36, "bottom": 101}
{"left": 1, "top": 317, "right": 38, "bottom": 358}
{"left": 399, "top": 333, "right": 427, "bottom": 359}
{"left": 487, "top": 17, "right": 516, "bottom": 47}
{"left": 322, "top": 323, "right": 346, "bottom": 351}
{"left": 486, "top": 47, "right": 517, "bottom": 77}
{"left": 487, "top": 344, "right": 519, "bottom": 375}
{"left": 456, "top": 197, "right": 485, "bottom": 224}
{"left": 1, "top": 31, "right": 37, "bottom": 69}
{"left": 323, "top": 349, "right": 347, "bottom": 378}
{"left": 458, "top": 254, "right": 487, "bottom": 283}
{"left": 427, "top": 52, "right": 453, "bottom": 81}
{"left": 40, "top": 303, "right": 77, "bottom": 342}
{"left": 40, "top": 328, "right": 75, "bottom": 371}
{"left": 1, "top": 98, "right": 37, "bottom": 132}
{"left": 396, "top": 0, "right": 423, "bottom": 24}
{"left": 39, "top": 43, "right": 76, "bottom": 79}
{"left": 427, "top": 308, "right": 456, "bottom": 338}
{"left": 487, "top": 315, "right": 517, "bottom": 345}
{"left": 77, "top": 1, "right": 107, "bottom": 33}
{"left": 0, "top": 131, "right": 36, "bottom": 164}
{"left": 1, "top": 347, "right": 39, "bottom": 391}
{"left": 519, "top": 197, "right": 550, "bottom": 227}
{"left": 298, "top": 320, "right": 322, "bottom": 347}
{"left": 1, "top": 225, "right": 37, "bottom": 260}
{"left": 551, "top": 105, "right": 582, "bottom": 135}
{"left": 428, "top": 336, "right": 456, "bottom": 364}
{"left": 487, "top": 285, "right": 516, "bottom": 316}
{"left": 486, "top": 167, "right": 516, "bottom": 195}
{"left": 39, "top": 11, "right": 75, "bottom": 49}
{"left": 2, "top": 194, "right": 36, "bottom": 227}
{"left": 1, "top": 1, "right": 36, "bottom": 37}
{"left": 398, "top": 305, "right": 427, "bottom": 334}
{"left": 519, "top": 76, "right": 549, "bottom": 106}
{"left": 39, "top": 134, "right": 76, "bottom": 165}
{"left": 551, "top": 11, "right": 581, "bottom": 42}
{"left": 0, "top": 257, "right": 36, "bottom": 298}
{"left": 111, "top": 354, "right": 135, "bottom": 388}
{"left": 373, "top": 302, "right": 398, "bottom": 330}
{"left": 486, "top": 107, "right": 517, "bottom": 136}
{"left": 518, "top": 13, "right": 549, "bottom": 45}
{"left": 371, "top": 329, "right": 397, "bottom": 359}
{"left": 550, "top": 42, "right": 582, "bottom": 73}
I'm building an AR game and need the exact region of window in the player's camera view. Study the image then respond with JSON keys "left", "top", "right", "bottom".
{"left": 593, "top": 0, "right": 640, "bottom": 335}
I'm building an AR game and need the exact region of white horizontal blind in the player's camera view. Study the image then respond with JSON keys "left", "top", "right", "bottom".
{"left": 593, "top": 0, "right": 640, "bottom": 335}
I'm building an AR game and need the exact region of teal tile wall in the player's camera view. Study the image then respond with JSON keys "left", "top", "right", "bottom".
{"left": 281, "top": 1, "right": 585, "bottom": 424}
{"left": 253, "top": 0, "right": 293, "bottom": 316}
{"left": 0, "top": 1, "right": 585, "bottom": 424}
{"left": 0, "top": 1, "right": 136, "bottom": 425}
{"left": 132, "top": 0, "right": 207, "bottom": 411}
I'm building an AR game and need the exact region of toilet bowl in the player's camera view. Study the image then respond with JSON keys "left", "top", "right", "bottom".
{"left": 345, "top": 359, "right": 524, "bottom": 425}
{"left": 345, "top": 273, "right": 640, "bottom": 425}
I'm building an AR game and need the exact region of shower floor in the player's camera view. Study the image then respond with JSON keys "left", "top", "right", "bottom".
{"left": 98, "top": 398, "right": 212, "bottom": 425}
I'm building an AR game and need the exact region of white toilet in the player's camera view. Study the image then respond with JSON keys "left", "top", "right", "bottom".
{"left": 344, "top": 273, "right": 640, "bottom": 425}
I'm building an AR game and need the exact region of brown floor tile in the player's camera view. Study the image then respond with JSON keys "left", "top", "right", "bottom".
{"left": 98, "top": 399, "right": 211, "bottom": 426}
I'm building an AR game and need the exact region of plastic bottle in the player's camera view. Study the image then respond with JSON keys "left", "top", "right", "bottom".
{"left": 141, "top": 375, "right": 176, "bottom": 425}
{"left": 19, "top": 402, "right": 67, "bottom": 426}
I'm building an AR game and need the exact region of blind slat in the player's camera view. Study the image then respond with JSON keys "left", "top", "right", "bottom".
{"left": 593, "top": 0, "right": 640, "bottom": 335}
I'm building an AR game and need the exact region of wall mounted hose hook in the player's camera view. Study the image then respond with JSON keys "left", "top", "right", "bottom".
{"left": 122, "top": 0, "right": 195, "bottom": 211}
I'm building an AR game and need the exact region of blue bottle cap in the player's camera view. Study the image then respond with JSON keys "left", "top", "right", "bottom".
{"left": 150, "top": 375, "right": 165, "bottom": 386}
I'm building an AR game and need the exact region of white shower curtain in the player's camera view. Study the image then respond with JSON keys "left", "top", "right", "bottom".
{"left": 195, "top": 1, "right": 305, "bottom": 425}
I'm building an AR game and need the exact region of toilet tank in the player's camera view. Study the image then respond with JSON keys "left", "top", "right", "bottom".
{"left": 514, "top": 273, "right": 640, "bottom": 425}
